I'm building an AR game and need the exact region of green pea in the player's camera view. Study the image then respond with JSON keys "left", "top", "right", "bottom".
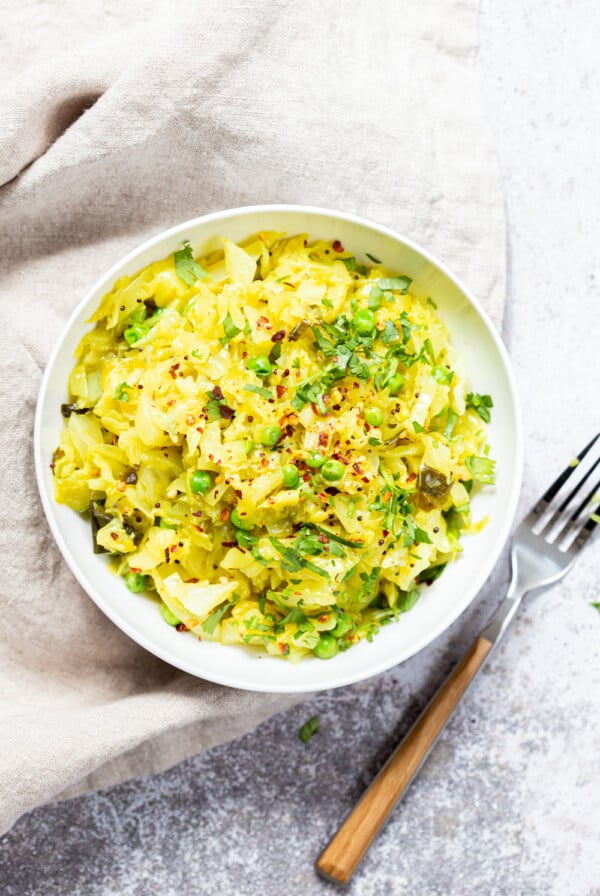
{"left": 231, "top": 508, "right": 253, "bottom": 530}
{"left": 305, "top": 451, "right": 326, "bottom": 469}
{"left": 331, "top": 612, "right": 352, "bottom": 638}
{"left": 388, "top": 373, "right": 405, "bottom": 396}
{"left": 364, "top": 407, "right": 384, "bottom": 426}
{"left": 246, "top": 355, "right": 273, "bottom": 378}
{"left": 261, "top": 425, "right": 282, "bottom": 447}
{"left": 353, "top": 308, "right": 376, "bottom": 335}
{"left": 321, "top": 459, "right": 345, "bottom": 482}
{"left": 313, "top": 633, "right": 339, "bottom": 659}
{"left": 124, "top": 571, "right": 147, "bottom": 593}
{"left": 160, "top": 603, "right": 181, "bottom": 626}
{"left": 123, "top": 324, "right": 149, "bottom": 345}
{"left": 281, "top": 464, "right": 300, "bottom": 488}
{"left": 190, "top": 470, "right": 212, "bottom": 494}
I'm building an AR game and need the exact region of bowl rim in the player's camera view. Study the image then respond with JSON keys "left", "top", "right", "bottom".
{"left": 34, "top": 203, "right": 523, "bottom": 692}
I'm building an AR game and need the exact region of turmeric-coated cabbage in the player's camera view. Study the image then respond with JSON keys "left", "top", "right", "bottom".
{"left": 52, "top": 232, "right": 495, "bottom": 661}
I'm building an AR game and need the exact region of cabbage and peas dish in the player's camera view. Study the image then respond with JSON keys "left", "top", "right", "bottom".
{"left": 52, "top": 232, "right": 495, "bottom": 661}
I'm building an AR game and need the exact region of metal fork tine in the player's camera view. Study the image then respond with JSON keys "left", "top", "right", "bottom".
{"left": 540, "top": 456, "right": 600, "bottom": 536}
{"left": 569, "top": 499, "right": 600, "bottom": 554}
{"left": 525, "top": 432, "right": 600, "bottom": 525}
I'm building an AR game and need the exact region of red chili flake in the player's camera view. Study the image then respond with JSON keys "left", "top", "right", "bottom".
{"left": 278, "top": 643, "right": 290, "bottom": 655}
{"left": 352, "top": 462, "right": 363, "bottom": 474}
{"left": 318, "top": 432, "right": 329, "bottom": 448}
{"left": 168, "top": 363, "right": 179, "bottom": 379}
{"left": 164, "top": 548, "right": 170, "bottom": 564}
{"left": 332, "top": 240, "right": 344, "bottom": 252}
{"left": 332, "top": 404, "right": 341, "bottom": 411}
{"left": 212, "top": 385, "right": 224, "bottom": 401}
{"left": 276, "top": 385, "right": 286, "bottom": 398}
{"left": 271, "top": 329, "right": 286, "bottom": 342}
{"left": 284, "top": 282, "right": 294, "bottom": 288}
{"left": 407, "top": 472, "right": 417, "bottom": 483}
{"left": 130, "top": 567, "right": 142, "bottom": 574}
{"left": 383, "top": 490, "right": 392, "bottom": 501}
{"left": 282, "top": 368, "right": 290, "bottom": 378}
{"left": 353, "top": 382, "right": 360, "bottom": 389}
{"left": 185, "top": 577, "right": 200, "bottom": 584}
{"left": 256, "top": 316, "right": 269, "bottom": 329}
{"left": 220, "top": 405, "right": 235, "bottom": 420}
{"left": 261, "top": 457, "right": 269, "bottom": 468}
{"left": 110, "top": 532, "right": 118, "bottom": 541}
{"left": 193, "top": 525, "right": 204, "bottom": 533}
{"left": 303, "top": 473, "right": 312, "bottom": 482}
{"left": 382, "top": 529, "right": 389, "bottom": 537}
{"left": 318, "top": 534, "right": 329, "bottom": 544}
{"left": 222, "top": 541, "right": 237, "bottom": 548}
{"left": 175, "top": 623, "right": 186, "bottom": 632}
{"left": 303, "top": 239, "right": 308, "bottom": 247}
{"left": 116, "top": 481, "right": 127, "bottom": 493}
{"left": 220, "top": 508, "right": 231, "bottom": 523}
{"left": 283, "top": 424, "right": 295, "bottom": 437}
{"left": 186, "top": 413, "right": 195, "bottom": 425}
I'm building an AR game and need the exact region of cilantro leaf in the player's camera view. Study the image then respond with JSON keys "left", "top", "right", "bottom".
{"left": 381, "top": 320, "right": 400, "bottom": 345}
{"left": 419, "top": 563, "right": 447, "bottom": 585}
{"left": 366, "top": 252, "right": 382, "bottom": 264}
{"left": 413, "top": 420, "right": 425, "bottom": 433}
{"left": 591, "top": 602, "right": 600, "bottom": 614}
{"left": 202, "top": 601, "right": 232, "bottom": 634}
{"left": 243, "top": 384, "right": 273, "bottom": 399}
{"left": 465, "top": 455, "right": 496, "bottom": 484}
{"left": 466, "top": 392, "right": 494, "bottom": 423}
{"left": 378, "top": 276, "right": 412, "bottom": 293}
{"left": 368, "top": 286, "right": 383, "bottom": 309}
{"left": 432, "top": 366, "right": 454, "bottom": 385}
{"left": 422, "top": 338, "right": 436, "bottom": 365}
{"left": 396, "top": 587, "right": 420, "bottom": 612}
{"left": 341, "top": 256, "right": 367, "bottom": 276}
{"left": 174, "top": 241, "right": 208, "bottom": 285}
{"left": 113, "top": 382, "right": 132, "bottom": 402}
{"left": 299, "top": 716, "right": 319, "bottom": 743}
{"left": 219, "top": 311, "right": 242, "bottom": 345}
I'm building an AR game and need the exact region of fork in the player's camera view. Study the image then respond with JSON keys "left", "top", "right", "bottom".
{"left": 316, "top": 433, "right": 600, "bottom": 886}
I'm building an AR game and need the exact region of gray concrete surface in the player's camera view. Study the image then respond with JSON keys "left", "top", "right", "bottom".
{"left": 1, "top": 1, "right": 600, "bottom": 894}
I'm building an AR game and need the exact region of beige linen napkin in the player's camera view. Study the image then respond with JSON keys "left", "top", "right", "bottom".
{"left": 0, "top": 0, "right": 505, "bottom": 835}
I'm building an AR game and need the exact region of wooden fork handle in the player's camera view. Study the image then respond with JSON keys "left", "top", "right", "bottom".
{"left": 315, "top": 635, "right": 493, "bottom": 886}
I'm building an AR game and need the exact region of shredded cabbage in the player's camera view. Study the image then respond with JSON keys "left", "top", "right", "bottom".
{"left": 52, "top": 232, "right": 495, "bottom": 661}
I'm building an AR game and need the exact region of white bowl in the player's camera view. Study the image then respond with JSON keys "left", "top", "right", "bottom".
{"left": 34, "top": 205, "right": 523, "bottom": 693}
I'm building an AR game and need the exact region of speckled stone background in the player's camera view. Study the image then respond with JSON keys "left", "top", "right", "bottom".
{"left": 1, "top": 1, "right": 600, "bottom": 894}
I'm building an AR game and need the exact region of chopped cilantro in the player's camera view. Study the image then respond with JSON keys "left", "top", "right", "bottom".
{"left": 299, "top": 715, "right": 319, "bottom": 743}
{"left": 465, "top": 455, "right": 496, "bottom": 485}
{"left": 341, "top": 256, "right": 367, "bottom": 276}
{"left": 377, "top": 276, "right": 411, "bottom": 293}
{"left": 591, "top": 602, "right": 600, "bottom": 614}
{"left": 466, "top": 392, "right": 494, "bottom": 423}
{"left": 366, "top": 252, "right": 382, "bottom": 264}
{"left": 381, "top": 320, "right": 400, "bottom": 345}
{"left": 368, "top": 285, "right": 383, "bottom": 309}
{"left": 202, "top": 601, "right": 232, "bottom": 634}
{"left": 419, "top": 563, "right": 447, "bottom": 585}
{"left": 269, "top": 537, "right": 330, "bottom": 579}
{"left": 219, "top": 311, "right": 242, "bottom": 345}
{"left": 432, "top": 366, "right": 454, "bottom": 385}
{"left": 243, "top": 384, "right": 273, "bottom": 399}
{"left": 396, "top": 587, "right": 420, "bottom": 612}
{"left": 174, "top": 240, "right": 208, "bottom": 285}
{"left": 413, "top": 421, "right": 425, "bottom": 433}
{"left": 422, "top": 338, "right": 436, "bottom": 365}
